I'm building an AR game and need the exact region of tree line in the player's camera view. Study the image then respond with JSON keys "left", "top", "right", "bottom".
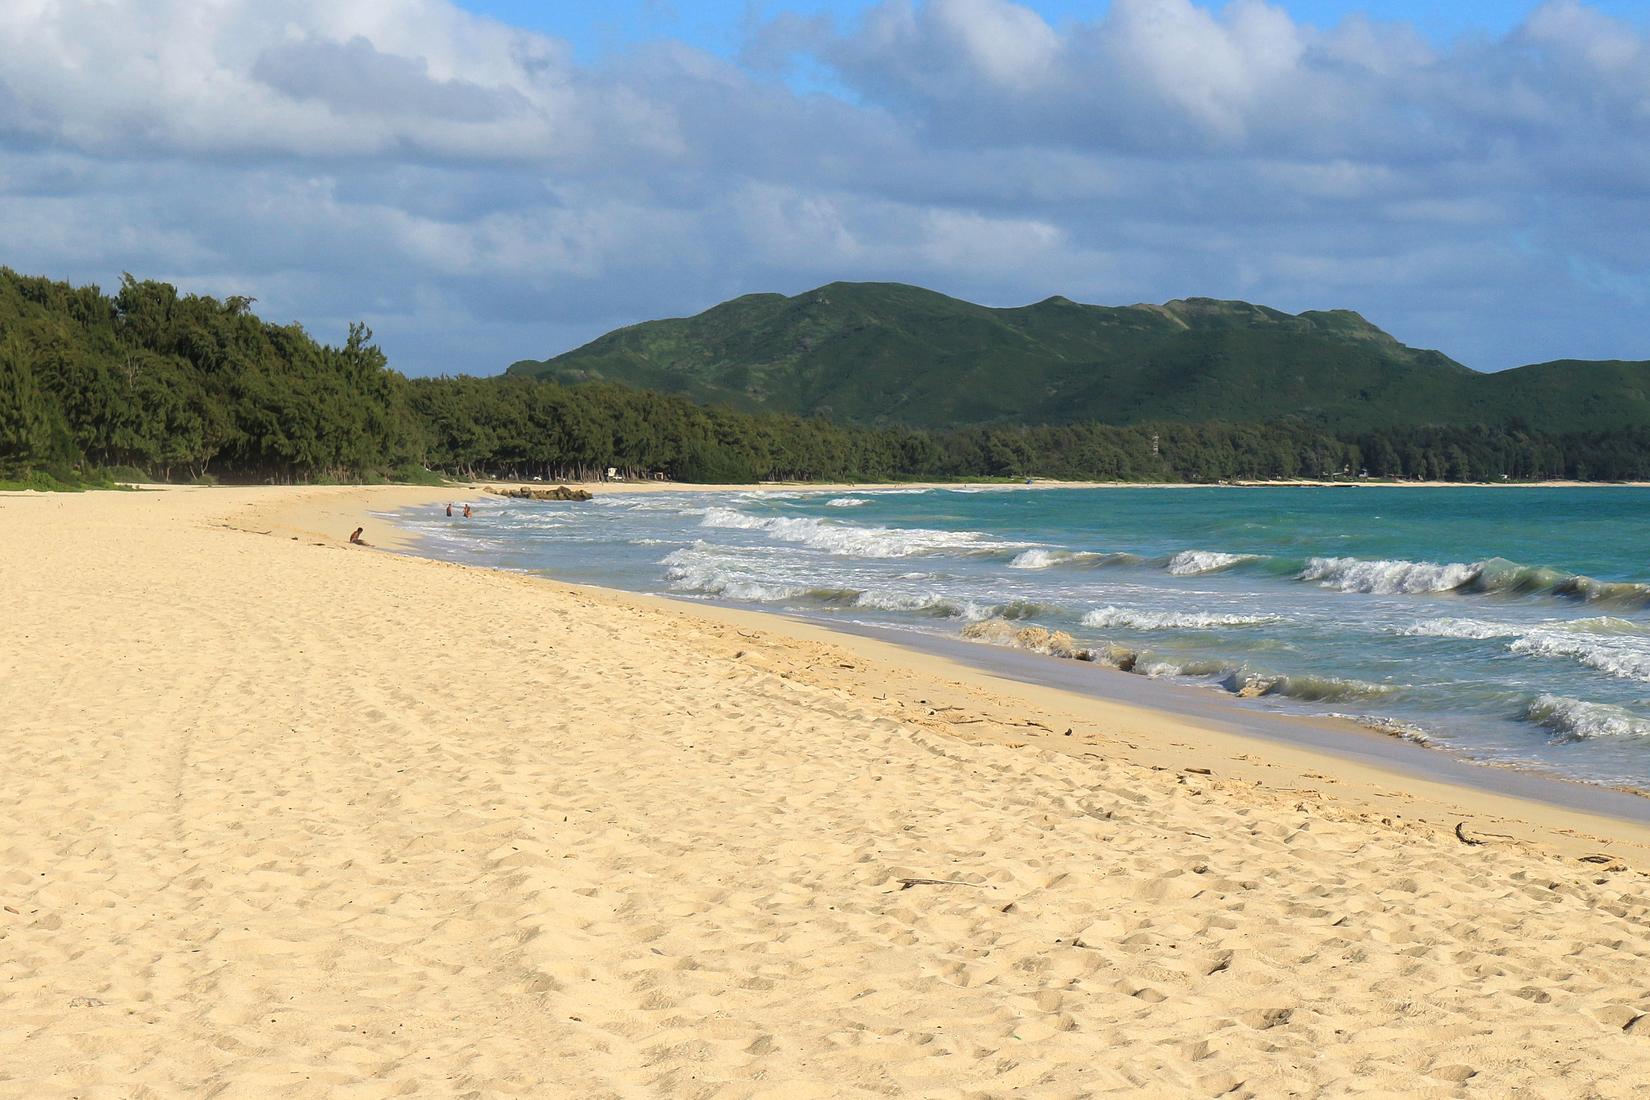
{"left": 4, "top": 267, "right": 1648, "bottom": 486}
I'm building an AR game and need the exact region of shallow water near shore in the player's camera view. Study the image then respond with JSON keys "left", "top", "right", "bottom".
{"left": 394, "top": 485, "right": 1650, "bottom": 790}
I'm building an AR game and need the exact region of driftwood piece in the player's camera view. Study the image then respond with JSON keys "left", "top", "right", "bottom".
{"left": 1455, "top": 821, "right": 1517, "bottom": 846}
{"left": 897, "top": 877, "right": 987, "bottom": 890}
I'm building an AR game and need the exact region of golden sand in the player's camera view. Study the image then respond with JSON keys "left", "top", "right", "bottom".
{"left": 5, "top": 484, "right": 1650, "bottom": 1097}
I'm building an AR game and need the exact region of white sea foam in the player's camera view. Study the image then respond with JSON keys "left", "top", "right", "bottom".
{"left": 826, "top": 497, "right": 868, "bottom": 507}
{"left": 1509, "top": 629, "right": 1650, "bottom": 684}
{"left": 859, "top": 591, "right": 990, "bottom": 620}
{"left": 1399, "top": 617, "right": 1517, "bottom": 640}
{"left": 1009, "top": 549, "right": 1060, "bottom": 569}
{"left": 1010, "top": 548, "right": 1140, "bottom": 569}
{"left": 659, "top": 547, "right": 806, "bottom": 603}
{"left": 612, "top": 497, "right": 704, "bottom": 514}
{"left": 1082, "top": 606, "right": 1280, "bottom": 630}
{"left": 1010, "top": 548, "right": 1085, "bottom": 569}
{"left": 1221, "top": 670, "right": 1398, "bottom": 703}
{"left": 849, "top": 589, "right": 940, "bottom": 612}
{"left": 1300, "top": 556, "right": 1480, "bottom": 594}
{"left": 699, "top": 507, "right": 769, "bottom": 530}
{"left": 1399, "top": 616, "right": 1650, "bottom": 682}
{"left": 1165, "top": 549, "right": 1258, "bottom": 575}
{"left": 1327, "top": 713, "right": 1433, "bottom": 744}
{"left": 700, "top": 506, "right": 1006, "bottom": 558}
{"left": 1134, "top": 657, "right": 1234, "bottom": 679}
{"left": 1526, "top": 695, "right": 1650, "bottom": 740}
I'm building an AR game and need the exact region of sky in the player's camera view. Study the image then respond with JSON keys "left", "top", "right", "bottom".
{"left": 1, "top": 1, "right": 1647, "bottom": 376}
{"left": 473, "top": 1, "right": 1650, "bottom": 60}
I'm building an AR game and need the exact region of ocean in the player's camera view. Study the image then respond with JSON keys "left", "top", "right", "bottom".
{"left": 393, "top": 485, "right": 1650, "bottom": 789}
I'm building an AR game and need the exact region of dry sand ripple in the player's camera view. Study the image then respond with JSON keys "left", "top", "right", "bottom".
{"left": 4, "top": 486, "right": 1650, "bottom": 1097}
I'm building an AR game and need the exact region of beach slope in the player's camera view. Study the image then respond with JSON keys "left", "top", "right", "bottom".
{"left": 5, "top": 485, "right": 1650, "bottom": 1097}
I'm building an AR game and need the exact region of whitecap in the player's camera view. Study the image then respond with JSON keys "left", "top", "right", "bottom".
{"left": 1082, "top": 606, "right": 1281, "bottom": 630}
{"left": 1222, "top": 670, "right": 1398, "bottom": 703}
{"left": 700, "top": 507, "right": 1009, "bottom": 558}
{"left": 1011, "top": 548, "right": 1140, "bottom": 570}
{"left": 1165, "top": 549, "right": 1259, "bottom": 576}
{"left": 1525, "top": 695, "right": 1650, "bottom": 740}
{"left": 1508, "top": 629, "right": 1650, "bottom": 684}
{"left": 659, "top": 546, "right": 806, "bottom": 603}
{"left": 1010, "top": 548, "right": 1083, "bottom": 569}
{"left": 1398, "top": 617, "right": 1517, "bottom": 640}
{"left": 1326, "top": 713, "right": 1433, "bottom": 744}
{"left": 1300, "top": 556, "right": 1480, "bottom": 595}
{"left": 851, "top": 589, "right": 978, "bottom": 618}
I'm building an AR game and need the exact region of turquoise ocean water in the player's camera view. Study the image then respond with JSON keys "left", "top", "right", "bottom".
{"left": 394, "top": 486, "right": 1650, "bottom": 788}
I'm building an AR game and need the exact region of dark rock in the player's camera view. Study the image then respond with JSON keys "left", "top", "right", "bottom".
{"left": 490, "top": 485, "right": 593, "bottom": 502}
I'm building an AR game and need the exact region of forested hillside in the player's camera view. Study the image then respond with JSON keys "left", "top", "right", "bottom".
{"left": 514, "top": 282, "right": 1650, "bottom": 432}
{"left": 5, "top": 267, "right": 1650, "bottom": 486}
{"left": 0, "top": 268, "right": 424, "bottom": 482}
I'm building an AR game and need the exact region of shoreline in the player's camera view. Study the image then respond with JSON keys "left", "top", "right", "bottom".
{"left": 325, "top": 482, "right": 1650, "bottom": 846}
{"left": 11, "top": 481, "right": 1650, "bottom": 1094}
{"left": 822, "top": 617, "right": 1650, "bottom": 819}
{"left": 377, "top": 482, "right": 1650, "bottom": 827}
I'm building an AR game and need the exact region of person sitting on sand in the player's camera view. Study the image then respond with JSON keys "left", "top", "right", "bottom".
{"left": 348, "top": 527, "right": 367, "bottom": 545}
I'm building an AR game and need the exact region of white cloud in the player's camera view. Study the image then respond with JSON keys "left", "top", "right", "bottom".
{"left": 1095, "top": 0, "right": 1306, "bottom": 140}
{"left": 0, "top": 0, "right": 1644, "bottom": 376}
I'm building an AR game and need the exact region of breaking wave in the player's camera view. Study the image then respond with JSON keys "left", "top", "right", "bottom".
{"left": 661, "top": 547, "right": 808, "bottom": 603}
{"left": 1107, "top": 651, "right": 1398, "bottom": 704}
{"left": 1327, "top": 713, "right": 1433, "bottom": 744}
{"left": 1300, "top": 556, "right": 1481, "bottom": 594}
{"left": 1400, "top": 616, "right": 1650, "bottom": 683}
{"left": 662, "top": 548, "right": 1059, "bottom": 623}
{"left": 1010, "top": 548, "right": 1077, "bottom": 569}
{"left": 826, "top": 497, "right": 868, "bottom": 507}
{"left": 1398, "top": 617, "right": 1517, "bottom": 640}
{"left": 1219, "top": 670, "right": 1399, "bottom": 704}
{"left": 1133, "top": 656, "right": 1235, "bottom": 679}
{"left": 1082, "top": 606, "right": 1281, "bottom": 630}
{"left": 1508, "top": 629, "right": 1650, "bottom": 684}
{"left": 700, "top": 506, "right": 1009, "bottom": 558}
{"left": 1301, "top": 554, "right": 1650, "bottom": 607}
{"left": 961, "top": 620, "right": 1085, "bottom": 658}
{"left": 1466, "top": 558, "right": 1650, "bottom": 606}
{"left": 1165, "top": 549, "right": 1260, "bottom": 575}
{"left": 1525, "top": 695, "right": 1650, "bottom": 741}
{"left": 1008, "top": 547, "right": 1148, "bottom": 570}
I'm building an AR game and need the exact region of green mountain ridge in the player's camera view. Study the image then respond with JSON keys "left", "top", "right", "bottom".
{"left": 510, "top": 282, "right": 1650, "bottom": 432}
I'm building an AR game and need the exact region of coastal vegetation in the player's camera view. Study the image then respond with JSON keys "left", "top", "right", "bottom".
{"left": 4, "top": 266, "right": 1650, "bottom": 485}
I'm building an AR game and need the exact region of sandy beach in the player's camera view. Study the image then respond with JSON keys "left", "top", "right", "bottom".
{"left": 6, "top": 484, "right": 1650, "bottom": 1097}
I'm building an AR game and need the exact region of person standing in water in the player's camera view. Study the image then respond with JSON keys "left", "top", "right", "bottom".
{"left": 445, "top": 503, "right": 453, "bottom": 517}
{"left": 463, "top": 503, "right": 472, "bottom": 519}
